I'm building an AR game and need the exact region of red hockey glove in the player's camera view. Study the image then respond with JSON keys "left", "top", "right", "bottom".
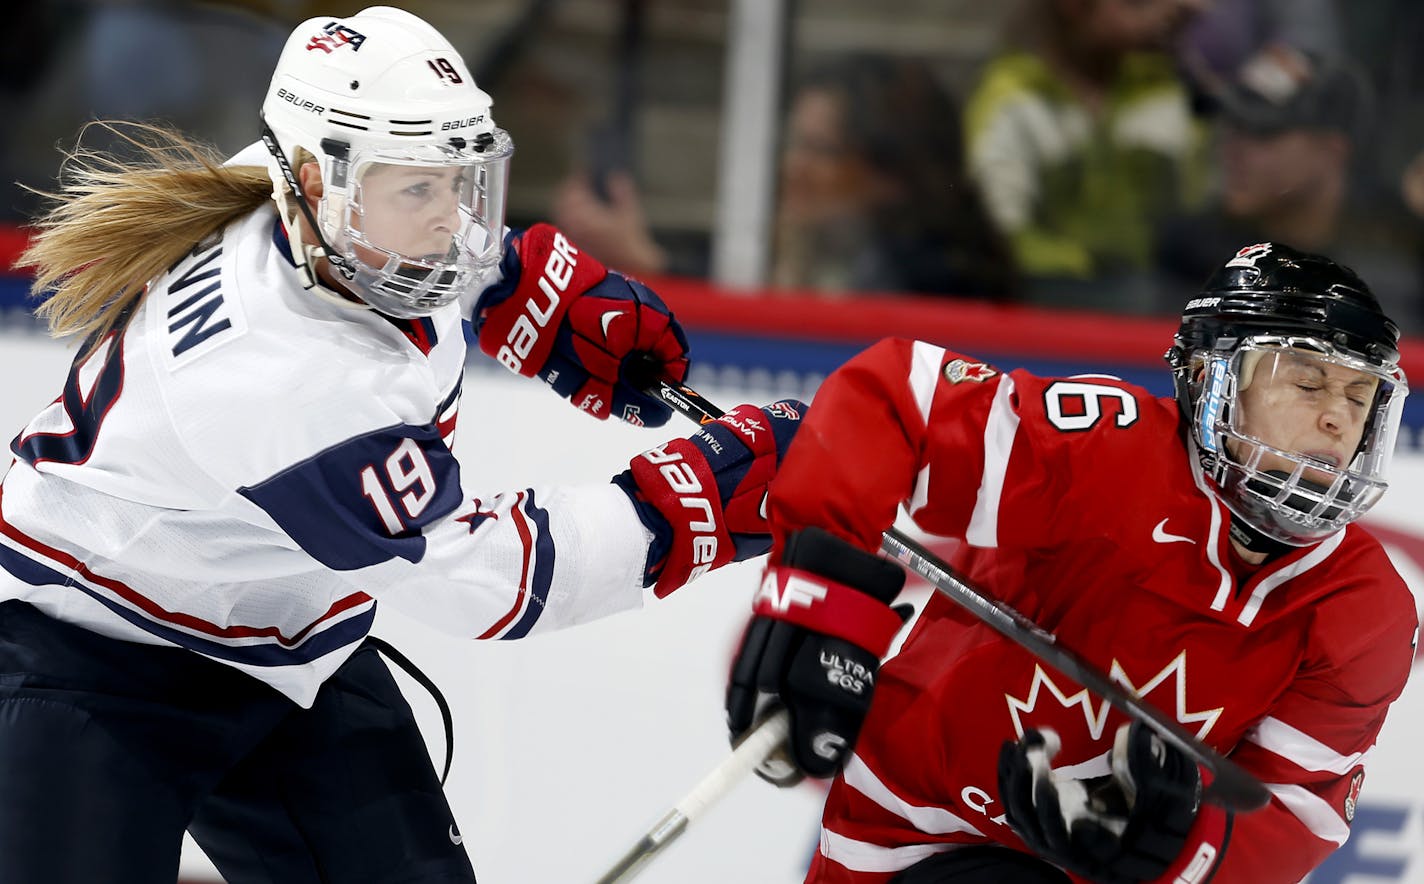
{"left": 998, "top": 722, "right": 1230, "bottom": 884}
{"left": 613, "top": 401, "right": 806, "bottom": 596}
{"left": 726, "top": 527, "right": 907, "bottom": 784}
{"left": 475, "top": 223, "right": 689, "bottom": 426}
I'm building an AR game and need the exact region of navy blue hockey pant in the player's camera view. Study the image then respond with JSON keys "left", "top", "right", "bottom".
{"left": 0, "top": 600, "right": 476, "bottom": 883}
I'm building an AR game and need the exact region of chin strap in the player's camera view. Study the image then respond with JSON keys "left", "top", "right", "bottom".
{"left": 279, "top": 209, "right": 371, "bottom": 312}
{"left": 1227, "top": 514, "right": 1292, "bottom": 558}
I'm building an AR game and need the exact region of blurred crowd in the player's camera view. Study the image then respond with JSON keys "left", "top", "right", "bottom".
{"left": 2, "top": 0, "right": 1422, "bottom": 332}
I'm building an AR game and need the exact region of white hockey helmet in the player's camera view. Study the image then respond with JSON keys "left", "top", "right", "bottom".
{"left": 260, "top": 6, "right": 513, "bottom": 317}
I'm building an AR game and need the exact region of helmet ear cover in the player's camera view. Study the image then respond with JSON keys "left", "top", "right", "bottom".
{"left": 260, "top": 126, "right": 354, "bottom": 279}
{"left": 1167, "top": 243, "right": 1409, "bottom": 545}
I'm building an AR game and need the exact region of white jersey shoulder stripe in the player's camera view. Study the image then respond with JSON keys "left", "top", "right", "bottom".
{"left": 1265, "top": 782, "right": 1352, "bottom": 846}
{"left": 843, "top": 753, "right": 985, "bottom": 837}
{"left": 1247, "top": 716, "right": 1373, "bottom": 775}
{"left": 819, "top": 828, "right": 960, "bottom": 875}
{"left": 908, "top": 342, "right": 947, "bottom": 427}
{"left": 906, "top": 343, "right": 947, "bottom": 520}
{"left": 966, "top": 373, "right": 1019, "bottom": 548}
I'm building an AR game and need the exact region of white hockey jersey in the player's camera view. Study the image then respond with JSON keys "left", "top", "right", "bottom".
{"left": 0, "top": 205, "right": 653, "bottom": 705}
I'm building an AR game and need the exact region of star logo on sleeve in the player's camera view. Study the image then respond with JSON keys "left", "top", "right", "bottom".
{"left": 455, "top": 497, "right": 501, "bottom": 534}
{"left": 1344, "top": 770, "right": 1365, "bottom": 822}
{"left": 944, "top": 359, "right": 998, "bottom": 384}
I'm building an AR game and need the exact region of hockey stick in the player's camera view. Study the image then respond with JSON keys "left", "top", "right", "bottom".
{"left": 595, "top": 709, "right": 791, "bottom": 884}
{"left": 646, "top": 376, "right": 1270, "bottom": 813}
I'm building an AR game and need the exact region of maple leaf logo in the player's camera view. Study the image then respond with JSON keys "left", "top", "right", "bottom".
{"left": 1108, "top": 652, "right": 1222, "bottom": 741}
{"left": 1006, "top": 664, "right": 1113, "bottom": 743}
{"left": 1005, "top": 651, "right": 1223, "bottom": 747}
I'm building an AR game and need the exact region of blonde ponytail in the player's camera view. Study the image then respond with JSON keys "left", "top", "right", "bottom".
{"left": 17, "top": 121, "right": 273, "bottom": 345}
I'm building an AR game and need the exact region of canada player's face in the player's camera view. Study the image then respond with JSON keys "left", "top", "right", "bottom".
{"left": 352, "top": 163, "right": 466, "bottom": 262}
{"left": 1230, "top": 350, "right": 1376, "bottom": 482}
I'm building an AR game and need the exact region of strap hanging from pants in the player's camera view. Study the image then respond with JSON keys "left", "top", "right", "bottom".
{"left": 366, "top": 636, "right": 456, "bottom": 785}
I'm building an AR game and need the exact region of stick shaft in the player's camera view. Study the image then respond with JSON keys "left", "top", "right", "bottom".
{"left": 879, "top": 530, "right": 1267, "bottom": 811}
{"left": 596, "top": 710, "right": 790, "bottom": 884}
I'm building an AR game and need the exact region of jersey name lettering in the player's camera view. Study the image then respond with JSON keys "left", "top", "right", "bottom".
{"left": 167, "top": 245, "right": 232, "bottom": 357}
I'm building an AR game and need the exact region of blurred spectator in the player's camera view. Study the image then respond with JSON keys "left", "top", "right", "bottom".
{"left": 552, "top": 169, "right": 670, "bottom": 279}
{"left": 1341, "top": 0, "right": 1424, "bottom": 199}
{"left": 0, "top": 2, "right": 84, "bottom": 220}
{"left": 767, "top": 56, "right": 1015, "bottom": 299}
{"left": 1341, "top": 0, "right": 1424, "bottom": 310}
{"left": 1155, "top": 46, "right": 1420, "bottom": 330}
{"left": 1206, "top": 47, "right": 1366, "bottom": 252}
{"left": 1403, "top": 151, "right": 1424, "bottom": 222}
{"left": 964, "top": 0, "right": 1206, "bottom": 310}
{"left": 1175, "top": 0, "right": 1340, "bottom": 102}
{"left": 554, "top": 54, "right": 1015, "bottom": 300}
{"left": 1404, "top": 149, "right": 1424, "bottom": 334}
{"left": 2, "top": 3, "right": 285, "bottom": 221}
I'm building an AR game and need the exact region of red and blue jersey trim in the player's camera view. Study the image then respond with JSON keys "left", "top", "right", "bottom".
{"left": 476, "top": 489, "right": 554, "bottom": 640}
{"left": 0, "top": 487, "right": 374, "bottom": 667}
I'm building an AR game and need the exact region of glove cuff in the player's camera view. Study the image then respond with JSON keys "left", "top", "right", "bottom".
{"left": 475, "top": 223, "right": 606, "bottom": 377}
{"left": 781, "top": 527, "right": 905, "bottom": 604}
{"left": 626, "top": 438, "right": 736, "bottom": 597}
{"left": 611, "top": 471, "right": 672, "bottom": 587}
{"left": 754, "top": 565, "right": 905, "bottom": 657}
{"left": 1152, "top": 802, "right": 1230, "bottom": 883}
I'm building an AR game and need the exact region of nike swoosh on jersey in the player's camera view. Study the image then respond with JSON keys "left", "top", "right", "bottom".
{"left": 449, "top": 824, "right": 464, "bottom": 845}
{"left": 600, "top": 309, "right": 623, "bottom": 339}
{"left": 1152, "top": 518, "right": 1196, "bottom": 545}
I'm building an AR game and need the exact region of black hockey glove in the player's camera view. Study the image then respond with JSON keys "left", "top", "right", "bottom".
{"left": 998, "top": 722, "right": 1228, "bottom": 884}
{"left": 726, "top": 527, "right": 906, "bottom": 785}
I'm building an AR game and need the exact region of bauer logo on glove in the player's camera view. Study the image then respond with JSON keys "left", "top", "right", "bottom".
{"left": 475, "top": 223, "right": 690, "bottom": 427}
{"left": 613, "top": 401, "right": 808, "bottom": 596}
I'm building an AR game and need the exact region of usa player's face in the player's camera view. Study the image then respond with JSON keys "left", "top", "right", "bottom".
{"left": 352, "top": 163, "right": 466, "bottom": 262}
{"left": 1230, "top": 350, "right": 1376, "bottom": 482}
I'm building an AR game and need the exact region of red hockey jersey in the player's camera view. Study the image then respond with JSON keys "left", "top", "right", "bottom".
{"left": 766, "top": 339, "right": 1418, "bottom": 883}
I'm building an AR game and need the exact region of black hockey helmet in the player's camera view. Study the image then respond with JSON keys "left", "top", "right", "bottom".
{"left": 1165, "top": 242, "right": 1408, "bottom": 546}
{"left": 1170, "top": 242, "right": 1399, "bottom": 369}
